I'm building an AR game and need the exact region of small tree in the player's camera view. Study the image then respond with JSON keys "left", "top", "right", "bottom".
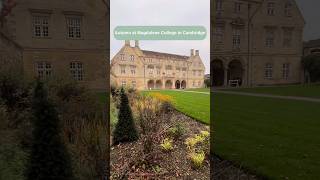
{"left": 113, "top": 88, "right": 138, "bottom": 145}
{"left": 25, "top": 81, "right": 74, "bottom": 180}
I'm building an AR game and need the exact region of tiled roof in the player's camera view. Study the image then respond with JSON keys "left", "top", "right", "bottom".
{"left": 142, "top": 50, "right": 189, "bottom": 60}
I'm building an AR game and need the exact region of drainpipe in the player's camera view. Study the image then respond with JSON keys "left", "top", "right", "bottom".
{"left": 242, "top": 0, "right": 264, "bottom": 87}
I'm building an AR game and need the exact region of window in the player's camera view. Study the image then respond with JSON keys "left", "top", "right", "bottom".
{"left": 234, "top": 2, "right": 241, "bottom": 13}
{"left": 70, "top": 62, "right": 84, "bottom": 81}
{"left": 120, "top": 54, "right": 125, "bottom": 60}
{"left": 36, "top": 61, "right": 52, "bottom": 79}
{"left": 265, "top": 63, "right": 273, "bottom": 79}
{"left": 193, "top": 70, "right": 196, "bottom": 76}
{"left": 33, "top": 16, "right": 49, "bottom": 37}
{"left": 120, "top": 65, "right": 126, "bottom": 74}
{"left": 198, "top": 81, "right": 201, "bottom": 87}
{"left": 216, "top": 0, "right": 222, "bottom": 12}
{"left": 130, "top": 65, "right": 136, "bottom": 75}
{"left": 284, "top": 2, "right": 292, "bottom": 17}
{"left": 266, "top": 29, "right": 275, "bottom": 48}
{"left": 193, "top": 81, "right": 195, "bottom": 87}
{"left": 156, "top": 67, "right": 161, "bottom": 75}
{"left": 121, "top": 80, "right": 126, "bottom": 87}
{"left": 198, "top": 70, "right": 202, "bottom": 76}
{"left": 148, "top": 65, "right": 154, "bottom": 75}
{"left": 267, "top": 2, "right": 275, "bottom": 16}
{"left": 283, "top": 28, "right": 293, "bottom": 48}
{"left": 232, "top": 28, "right": 241, "bottom": 49}
{"left": 282, "top": 63, "right": 290, "bottom": 79}
{"left": 66, "top": 16, "right": 82, "bottom": 39}
{"left": 132, "top": 81, "right": 136, "bottom": 88}
{"left": 130, "top": 55, "right": 134, "bottom": 61}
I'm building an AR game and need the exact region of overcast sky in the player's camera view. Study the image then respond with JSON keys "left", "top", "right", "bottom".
{"left": 110, "top": 0, "right": 210, "bottom": 74}
{"left": 295, "top": 0, "right": 320, "bottom": 41}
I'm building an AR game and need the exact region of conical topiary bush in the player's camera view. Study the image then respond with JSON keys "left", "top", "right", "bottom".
{"left": 113, "top": 88, "right": 138, "bottom": 145}
{"left": 25, "top": 81, "right": 74, "bottom": 180}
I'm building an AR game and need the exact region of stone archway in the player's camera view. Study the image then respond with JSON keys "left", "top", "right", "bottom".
{"left": 155, "top": 80, "right": 162, "bottom": 89}
{"left": 212, "top": 59, "right": 224, "bottom": 86}
{"left": 227, "top": 60, "right": 243, "bottom": 86}
{"left": 175, "top": 80, "right": 181, "bottom": 89}
{"left": 147, "top": 80, "right": 155, "bottom": 89}
{"left": 181, "top": 80, "right": 186, "bottom": 89}
{"left": 165, "top": 80, "right": 173, "bottom": 89}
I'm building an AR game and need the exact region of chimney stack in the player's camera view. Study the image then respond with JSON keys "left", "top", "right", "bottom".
{"left": 195, "top": 50, "right": 199, "bottom": 56}
{"left": 125, "top": 40, "right": 130, "bottom": 46}
{"left": 190, "top": 49, "right": 194, "bottom": 56}
{"left": 135, "top": 40, "right": 139, "bottom": 48}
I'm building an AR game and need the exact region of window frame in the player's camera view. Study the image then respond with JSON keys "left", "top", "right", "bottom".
{"left": 70, "top": 61, "right": 84, "bottom": 81}
{"left": 35, "top": 61, "right": 52, "bottom": 80}
{"left": 65, "top": 15, "right": 83, "bottom": 40}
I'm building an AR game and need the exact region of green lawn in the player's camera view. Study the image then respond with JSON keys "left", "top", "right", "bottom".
{"left": 185, "top": 88, "right": 210, "bottom": 92}
{"left": 143, "top": 90, "right": 210, "bottom": 124}
{"left": 221, "top": 84, "right": 320, "bottom": 99}
{"left": 213, "top": 93, "right": 320, "bottom": 179}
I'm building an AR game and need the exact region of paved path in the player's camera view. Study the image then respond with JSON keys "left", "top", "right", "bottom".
{"left": 213, "top": 90, "right": 320, "bottom": 103}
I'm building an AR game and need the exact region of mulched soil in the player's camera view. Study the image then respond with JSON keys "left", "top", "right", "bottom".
{"left": 110, "top": 110, "right": 210, "bottom": 179}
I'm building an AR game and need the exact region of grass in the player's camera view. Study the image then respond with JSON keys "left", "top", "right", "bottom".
{"left": 185, "top": 88, "right": 210, "bottom": 92}
{"left": 213, "top": 93, "right": 320, "bottom": 179}
{"left": 221, "top": 84, "right": 320, "bottom": 99}
{"left": 143, "top": 90, "right": 210, "bottom": 124}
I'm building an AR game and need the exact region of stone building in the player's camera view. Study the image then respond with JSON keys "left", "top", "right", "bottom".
{"left": 303, "top": 39, "right": 320, "bottom": 56}
{"left": 111, "top": 40, "right": 205, "bottom": 90}
{"left": 212, "top": 0, "right": 305, "bottom": 87}
{"left": 0, "top": 0, "right": 108, "bottom": 91}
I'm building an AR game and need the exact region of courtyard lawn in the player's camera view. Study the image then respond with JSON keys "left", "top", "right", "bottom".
{"left": 143, "top": 90, "right": 210, "bottom": 124}
{"left": 213, "top": 92, "right": 320, "bottom": 179}
{"left": 185, "top": 88, "right": 210, "bottom": 92}
{"left": 221, "top": 84, "right": 320, "bottom": 99}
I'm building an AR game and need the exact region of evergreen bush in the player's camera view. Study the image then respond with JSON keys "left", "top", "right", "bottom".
{"left": 113, "top": 88, "right": 138, "bottom": 145}
{"left": 25, "top": 81, "right": 74, "bottom": 180}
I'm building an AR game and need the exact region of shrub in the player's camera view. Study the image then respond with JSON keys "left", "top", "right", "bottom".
{"left": 113, "top": 88, "right": 138, "bottom": 144}
{"left": 189, "top": 152, "right": 205, "bottom": 169}
{"left": 160, "top": 138, "right": 173, "bottom": 152}
{"left": 160, "top": 101, "right": 174, "bottom": 113}
{"left": 25, "top": 81, "right": 74, "bottom": 180}
{"left": 167, "top": 122, "right": 185, "bottom": 139}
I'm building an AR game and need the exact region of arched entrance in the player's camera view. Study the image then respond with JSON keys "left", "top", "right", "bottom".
{"left": 227, "top": 60, "right": 243, "bottom": 86}
{"left": 181, "top": 80, "right": 186, "bottom": 89}
{"left": 212, "top": 59, "right": 224, "bottom": 86}
{"left": 147, "top": 80, "right": 155, "bottom": 89}
{"left": 175, "top": 80, "right": 181, "bottom": 89}
{"left": 165, "top": 80, "right": 173, "bottom": 89}
{"left": 155, "top": 80, "right": 162, "bottom": 89}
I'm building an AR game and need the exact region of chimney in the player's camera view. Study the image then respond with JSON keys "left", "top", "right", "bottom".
{"left": 135, "top": 40, "right": 139, "bottom": 48}
{"left": 195, "top": 50, "right": 199, "bottom": 56}
{"left": 125, "top": 40, "right": 130, "bottom": 46}
{"left": 190, "top": 49, "right": 194, "bottom": 56}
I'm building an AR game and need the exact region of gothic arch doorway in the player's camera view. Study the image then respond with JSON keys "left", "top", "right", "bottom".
{"left": 181, "top": 80, "right": 186, "bottom": 89}
{"left": 147, "top": 80, "right": 155, "bottom": 89}
{"left": 227, "top": 60, "right": 243, "bottom": 86}
{"left": 175, "top": 80, "right": 181, "bottom": 89}
{"left": 165, "top": 80, "right": 173, "bottom": 89}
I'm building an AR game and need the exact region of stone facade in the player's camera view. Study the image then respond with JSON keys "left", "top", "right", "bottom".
{"left": 1, "top": 0, "right": 108, "bottom": 91}
{"left": 303, "top": 39, "right": 320, "bottom": 56}
{"left": 111, "top": 40, "right": 205, "bottom": 90}
{"left": 212, "top": 0, "right": 305, "bottom": 87}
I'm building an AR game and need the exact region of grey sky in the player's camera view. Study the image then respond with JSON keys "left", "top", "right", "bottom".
{"left": 295, "top": 0, "right": 320, "bottom": 41}
{"left": 110, "top": 0, "right": 210, "bottom": 74}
